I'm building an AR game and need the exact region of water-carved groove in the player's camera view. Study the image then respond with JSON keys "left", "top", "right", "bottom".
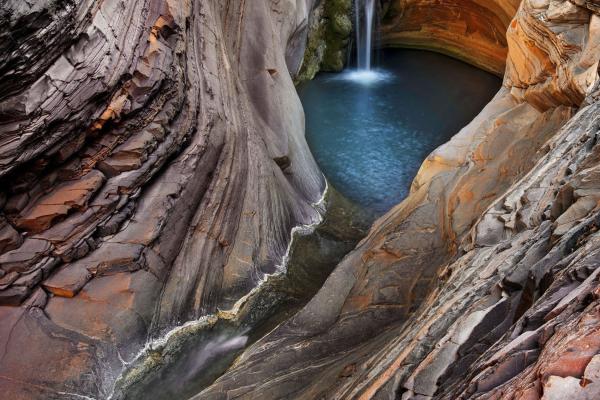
{"left": 0, "top": 1, "right": 599, "bottom": 399}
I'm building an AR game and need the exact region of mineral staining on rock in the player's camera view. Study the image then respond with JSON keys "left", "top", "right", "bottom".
{"left": 0, "top": 0, "right": 325, "bottom": 398}
{"left": 1, "top": 0, "right": 600, "bottom": 399}
{"left": 296, "top": 0, "right": 354, "bottom": 82}
{"left": 380, "top": 0, "right": 522, "bottom": 76}
{"left": 198, "top": 1, "right": 600, "bottom": 399}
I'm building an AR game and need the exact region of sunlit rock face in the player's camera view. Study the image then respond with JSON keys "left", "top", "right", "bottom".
{"left": 505, "top": 0, "right": 600, "bottom": 109}
{"left": 2, "top": 0, "right": 600, "bottom": 399}
{"left": 380, "top": 0, "right": 522, "bottom": 75}
{"left": 198, "top": 1, "right": 600, "bottom": 399}
{"left": 0, "top": 0, "right": 324, "bottom": 398}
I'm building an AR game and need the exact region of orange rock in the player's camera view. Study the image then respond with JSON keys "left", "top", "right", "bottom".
{"left": 42, "top": 263, "right": 92, "bottom": 298}
{"left": 15, "top": 170, "right": 105, "bottom": 233}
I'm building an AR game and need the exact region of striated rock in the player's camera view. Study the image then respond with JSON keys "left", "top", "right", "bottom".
{"left": 0, "top": 217, "right": 21, "bottom": 253}
{"left": 1, "top": 0, "right": 599, "bottom": 399}
{"left": 13, "top": 170, "right": 105, "bottom": 233}
{"left": 0, "top": 286, "right": 30, "bottom": 306}
{"left": 197, "top": 1, "right": 600, "bottom": 399}
{"left": 0, "top": 0, "right": 325, "bottom": 398}
{"left": 380, "top": 0, "right": 522, "bottom": 75}
{"left": 42, "top": 262, "right": 92, "bottom": 298}
{"left": 0, "top": 238, "right": 52, "bottom": 273}
{"left": 0, "top": 271, "right": 18, "bottom": 290}
{"left": 505, "top": 1, "right": 600, "bottom": 109}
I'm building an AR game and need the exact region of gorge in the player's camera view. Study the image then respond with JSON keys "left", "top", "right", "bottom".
{"left": 1, "top": 1, "right": 600, "bottom": 400}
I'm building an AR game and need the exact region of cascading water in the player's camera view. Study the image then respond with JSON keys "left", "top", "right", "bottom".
{"left": 355, "top": 0, "right": 376, "bottom": 71}
{"left": 345, "top": 0, "right": 388, "bottom": 84}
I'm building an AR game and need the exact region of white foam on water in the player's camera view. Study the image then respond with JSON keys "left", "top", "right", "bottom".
{"left": 107, "top": 180, "right": 330, "bottom": 399}
{"left": 334, "top": 69, "right": 393, "bottom": 85}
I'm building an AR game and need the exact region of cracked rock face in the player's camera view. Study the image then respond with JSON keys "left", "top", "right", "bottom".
{"left": 2, "top": 0, "right": 600, "bottom": 399}
{"left": 0, "top": 0, "right": 325, "bottom": 398}
{"left": 196, "top": 1, "right": 600, "bottom": 399}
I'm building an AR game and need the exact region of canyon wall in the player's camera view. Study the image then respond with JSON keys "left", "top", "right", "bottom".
{"left": 1, "top": 0, "right": 600, "bottom": 399}
{"left": 198, "top": 1, "right": 600, "bottom": 399}
{"left": 380, "top": 0, "right": 522, "bottom": 75}
{"left": 0, "top": 0, "right": 326, "bottom": 398}
{"left": 296, "top": 0, "right": 353, "bottom": 81}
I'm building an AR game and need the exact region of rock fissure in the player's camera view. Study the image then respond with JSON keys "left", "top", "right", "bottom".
{"left": 2, "top": 0, "right": 600, "bottom": 399}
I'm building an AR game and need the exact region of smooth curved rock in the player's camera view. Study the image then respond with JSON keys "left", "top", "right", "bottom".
{"left": 380, "top": 0, "right": 522, "bottom": 75}
{"left": 197, "top": 1, "right": 600, "bottom": 399}
{"left": 0, "top": 0, "right": 325, "bottom": 398}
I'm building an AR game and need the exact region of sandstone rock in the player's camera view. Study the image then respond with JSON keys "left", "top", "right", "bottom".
{"left": 505, "top": 0, "right": 600, "bottom": 110}
{"left": 42, "top": 262, "right": 92, "bottom": 298}
{"left": 12, "top": 269, "right": 43, "bottom": 289}
{"left": 0, "top": 0, "right": 325, "bottom": 397}
{"left": 195, "top": 2, "right": 600, "bottom": 399}
{"left": 0, "top": 238, "right": 52, "bottom": 273}
{"left": 380, "top": 0, "right": 522, "bottom": 76}
{"left": 0, "top": 286, "right": 30, "bottom": 306}
{"left": 0, "top": 271, "right": 19, "bottom": 290}
{"left": 1, "top": 0, "right": 600, "bottom": 399}
{"left": 14, "top": 170, "right": 105, "bottom": 233}
{"left": 0, "top": 219, "right": 21, "bottom": 254}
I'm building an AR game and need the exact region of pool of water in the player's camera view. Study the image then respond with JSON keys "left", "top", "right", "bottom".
{"left": 298, "top": 49, "right": 501, "bottom": 215}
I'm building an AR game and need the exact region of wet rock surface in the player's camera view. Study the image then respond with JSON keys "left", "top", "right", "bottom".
{"left": 112, "top": 188, "right": 372, "bottom": 400}
{"left": 1, "top": 0, "right": 600, "bottom": 399}
{"left": 0, "top": 0, "right": 326, "bottom": 398}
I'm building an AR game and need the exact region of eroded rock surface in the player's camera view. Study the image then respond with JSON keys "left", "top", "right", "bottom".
{"left": 198, "top": 1, "right": 600, "bottom": 399}
{"left": 2, "top": 0, "right": 600, "bottom": 399}
{"left": 0, "top": 0, "right": 325, "bottom": 398}
{"left": 380, "top": 0, "right": 522, "bottom": 75}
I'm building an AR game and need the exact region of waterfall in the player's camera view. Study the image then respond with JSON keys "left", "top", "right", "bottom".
{"left": 341, "top": 0, "right": 389, "bottom": 84}
{"left": 355, "top": 0, "right": 376, "bottom": 70}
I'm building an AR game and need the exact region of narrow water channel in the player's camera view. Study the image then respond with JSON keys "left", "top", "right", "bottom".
{"left": 299, "top": 49, "right": 501, "bottom": 215}
{"left": 114, "top": 49, "right": 501, "bottom": 400}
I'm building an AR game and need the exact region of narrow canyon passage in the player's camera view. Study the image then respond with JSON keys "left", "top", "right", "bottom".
{"left": 1, "top": 0, "right": 599, "bottom": 399}
{"left": 115, "top": 48, "right": 502, "bottom": 399}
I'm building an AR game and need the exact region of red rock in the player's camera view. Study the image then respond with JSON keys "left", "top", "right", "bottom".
{"left": 540, "top": 335, "right": 600, "bottom": 380}
{"left": 42, "top": 263, "right": 92, "bottom": 298}
{"left": 15, "top": 170, "right": 105, "bottom": 233}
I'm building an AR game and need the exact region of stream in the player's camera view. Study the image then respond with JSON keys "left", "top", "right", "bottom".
{"left": 114, "top": 48, "right": 501, "bottom": 399}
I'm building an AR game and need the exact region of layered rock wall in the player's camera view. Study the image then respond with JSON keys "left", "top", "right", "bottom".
{"left": 198, "top": 1, "right": 600, "bottom": 399}
{"left": 380, "top": 0, "right": 522, "bottom": 75}
{"left": 2, "top": 0, "right": 600, "bottom": 399}
{"left": 0, "top": 0, "right": 325, "bottom": 398}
